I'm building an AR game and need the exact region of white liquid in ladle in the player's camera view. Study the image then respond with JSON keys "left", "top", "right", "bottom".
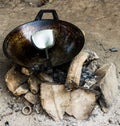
{"left": 31, "top": 29, "right": 54, "bottom": 49}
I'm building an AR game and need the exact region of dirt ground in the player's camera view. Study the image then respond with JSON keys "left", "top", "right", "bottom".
{"left": 0, "top": 0, "right": 120, "bottom": 126}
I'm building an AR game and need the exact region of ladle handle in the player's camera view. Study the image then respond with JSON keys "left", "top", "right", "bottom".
{"left": 35, "top": 9, "right": 59, "bottom": 21}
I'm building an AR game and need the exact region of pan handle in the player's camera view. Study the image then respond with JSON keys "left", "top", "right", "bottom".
{"left": 35, "top": 9, "right": 59, "bottom": 21}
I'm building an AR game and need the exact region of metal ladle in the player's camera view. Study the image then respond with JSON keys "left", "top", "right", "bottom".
{"left": 31, "top": 29, "right": 55, "bottom": 70}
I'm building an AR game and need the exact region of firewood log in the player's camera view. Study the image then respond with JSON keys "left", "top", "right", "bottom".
{"left": 28, "top": 75, "right": 40, "bottom": 94}
{"left": 66, "top": 51, "right": 89, "bottom": 90}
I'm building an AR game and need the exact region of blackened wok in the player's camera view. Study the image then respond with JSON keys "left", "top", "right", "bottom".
{"left": 3, "top": 10, "right": 85, "bottom": 69}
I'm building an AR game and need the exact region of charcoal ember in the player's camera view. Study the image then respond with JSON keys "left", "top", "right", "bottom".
{"left": 79, "top": 50, "right": 99, "bottom": 88}
{"left": 85, "top": 60, "right": 100, "bottom": 73}
{"left": 83, "top": 78, "right": 97, "bottom": 89}
{"left": 80, "top": 64, "right": 98, "bottom": 87}
{"left": 84, "top": 51, "right": 99, "bottom": 74}
{"left": 81, "top": 67, "right": 93, "bottom": 80}
{"left": 39, "top": 69, "right": 67, "bottom": 84}
{"left": 53, "top": 69, "right": 67, "bottom": 84}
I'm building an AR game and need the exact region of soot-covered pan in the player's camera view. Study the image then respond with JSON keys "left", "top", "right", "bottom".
{"left": 3, "top": 9, "right": 85, "bottom": 70}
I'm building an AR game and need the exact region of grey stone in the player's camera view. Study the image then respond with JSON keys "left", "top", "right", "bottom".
{"left": 95, "top": 63, "right": 119, "bottom": 112}
{"left": 109, "top": 48, "right": 118, "bottom": 52}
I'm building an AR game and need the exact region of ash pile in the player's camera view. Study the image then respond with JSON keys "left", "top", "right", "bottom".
{"left": 5, "top": 50, "right": 119, "bottom": 121}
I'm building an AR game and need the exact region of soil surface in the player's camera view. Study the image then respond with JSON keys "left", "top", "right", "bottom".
{"left": 0, "top": 0, "right": 120, "bottom": 126}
